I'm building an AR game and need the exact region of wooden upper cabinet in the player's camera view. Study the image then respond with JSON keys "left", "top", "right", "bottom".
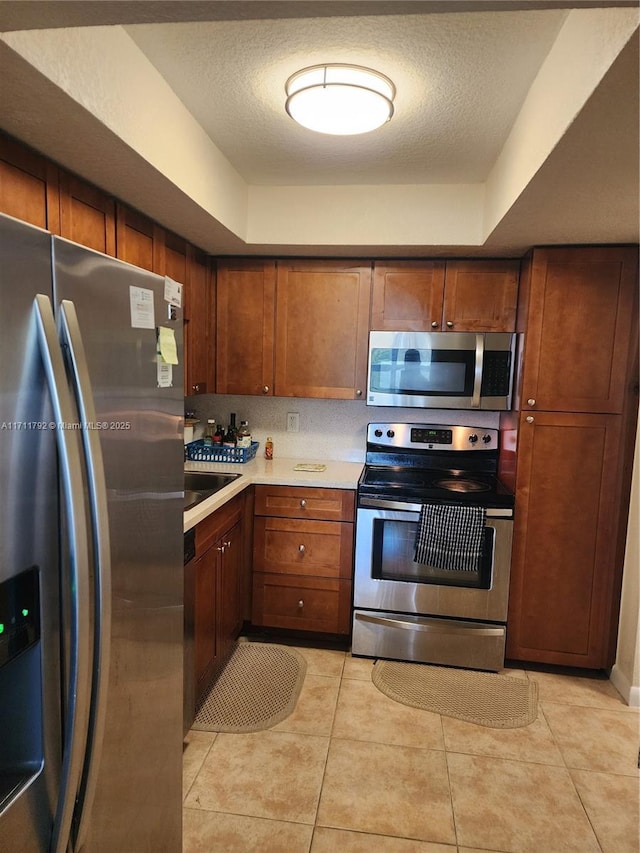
{"left": 0, "top": 134, "right": 60, "bottom": 232}
{"left": 275, "top": 260, "right": 372, "bottom": 399}
{"left": 371, "top": 261, "right": 445, "bottom": 330}
{"left": 163, "top": 230, "right": 188, "bottom": 285}
{"left": 519, "top": 247, "right": 639, "bottom": 414}
{"left": 507, "top": 411, "right": 623, "bottom": 668}
{"left": 216, "top": 260, "right": 276, "bottom": 396}
{"left": 185, "top": 247, "right": 213, "bottom": 395}
{"left": 371, "top": 259, "right": 518, "bottom": 332}
{"left": 59, "top": 171, "right": 116, "bottom": 255}
{"left": 115, "top": 203, "right": 164, "bottom": 272}
{"left": 443, "top": 260, "right": 518, "bottom": 331}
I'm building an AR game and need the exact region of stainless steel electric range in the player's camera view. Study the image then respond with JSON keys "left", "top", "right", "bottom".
{"left": 352, "top": 423, "right": 515, "bottom": 671}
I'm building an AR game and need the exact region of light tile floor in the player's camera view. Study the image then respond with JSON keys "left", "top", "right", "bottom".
{"left": 183, "top": 648, "right": 640, "bottom": 853}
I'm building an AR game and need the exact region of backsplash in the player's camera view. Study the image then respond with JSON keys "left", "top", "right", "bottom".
{"left": 185, "top": 394, "right": 501, "bottom": 463}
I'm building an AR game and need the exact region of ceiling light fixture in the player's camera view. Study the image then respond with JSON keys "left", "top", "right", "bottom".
{"left": 285, "top": 63, "right": 395, "bottom": 136}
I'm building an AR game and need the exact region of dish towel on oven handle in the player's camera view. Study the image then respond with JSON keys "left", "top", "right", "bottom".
{"left": 413, "top": 503, "right": 486, "bottom": 571}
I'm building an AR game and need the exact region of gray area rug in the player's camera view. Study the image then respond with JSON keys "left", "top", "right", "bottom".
{"left": 193, "top": 642, "right": 307, "bottom": 733}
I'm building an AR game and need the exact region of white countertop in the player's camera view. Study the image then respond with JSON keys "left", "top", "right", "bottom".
{"left": 183, "top": 456, "right": 363, "bottom": 531}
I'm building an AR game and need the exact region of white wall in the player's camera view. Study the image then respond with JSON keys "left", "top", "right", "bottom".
{"left": 611, "top": 410, "right": 640, "bottom": 707}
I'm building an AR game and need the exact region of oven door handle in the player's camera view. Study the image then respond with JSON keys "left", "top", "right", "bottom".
{"left": 358, "top": 497, "right": 513, "bottom": 518}
{"left": 354, "top": 612, "right": 505, "bottom": 637}
{"left": 472, "top": 333, "right": 484, "bottom": 408}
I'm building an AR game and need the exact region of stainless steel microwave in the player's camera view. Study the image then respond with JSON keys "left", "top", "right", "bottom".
{"left": 367, "top": 331, "right": 516, "bottom": 410}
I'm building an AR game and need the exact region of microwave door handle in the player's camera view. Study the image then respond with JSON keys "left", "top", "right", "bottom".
{"left": 59, "top": 299, "right": 112, "bottom": 851}
{"left": 472, "top": 334, "right": 484, "bottom": 408}
{"left": 33, "top": 294, "right": 92, "bottom": 853}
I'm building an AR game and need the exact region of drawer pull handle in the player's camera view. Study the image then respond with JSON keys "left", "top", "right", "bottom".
{"left": 216, "top": 545, "right": 225, "bottom": 553}
{"left": 300, "top": 499, "right": 306, "bottom": 508}
{"left": 297, "top": 600, "right": 304, "bottom": 609}
{"left": 298, "top": 544, "right": 306, "bottom": 553}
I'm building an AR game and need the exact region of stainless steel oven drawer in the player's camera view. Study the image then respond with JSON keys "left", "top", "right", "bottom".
{"left": 352, "top": 609, "right": 506, "bottom": 672}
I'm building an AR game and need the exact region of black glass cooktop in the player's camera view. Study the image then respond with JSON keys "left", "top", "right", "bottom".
{"left": 359, "top": 465, "right": 514, "bottom": 508}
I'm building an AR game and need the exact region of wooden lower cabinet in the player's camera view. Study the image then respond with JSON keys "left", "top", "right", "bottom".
{"left": 252, "top": 485, "right": 355, "bottom": 635}
{"left": 188, "top": 494, "right": 246, "bottom": 714}
{"left": 506, "top": 411, "right": 625, "bottom": 668}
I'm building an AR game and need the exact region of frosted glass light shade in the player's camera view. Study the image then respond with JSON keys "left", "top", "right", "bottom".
{"left": 285, "top": 64, "right": 395, "bottom": 135}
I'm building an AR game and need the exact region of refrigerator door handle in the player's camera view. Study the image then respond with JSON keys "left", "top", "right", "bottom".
{"left": 58, "top": 299, "right": 112, "bottom": 851}
{"left": 33, "top": 294, "right": 92, "bottom": 853}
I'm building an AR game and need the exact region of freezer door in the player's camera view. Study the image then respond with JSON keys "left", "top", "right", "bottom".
{"left": 0, "top": 215, "right": 62, "bottom": 851}
{"left": 52, "top": 237, "right": 184, "bottom": 852}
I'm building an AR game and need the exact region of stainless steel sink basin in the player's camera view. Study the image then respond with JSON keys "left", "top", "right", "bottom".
{"left": 183, "top": 472, "right": 241, "bottom": 511}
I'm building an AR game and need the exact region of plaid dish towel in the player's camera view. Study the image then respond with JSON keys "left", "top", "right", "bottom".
{"left": 414, "top": 503, "right": 486, "bottom": 571}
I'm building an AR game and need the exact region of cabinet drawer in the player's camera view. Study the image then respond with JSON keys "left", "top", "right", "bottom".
{"left": 195, "top": 493, "right": 243, "bottom": 555}
{"left": 252, "top": 573, "right": 352, "bottom": 634}
{"left": 254, "top": 485, "right": 355, "bottom": 521}
{"left": 253, "top": 517, "right": 353, "bottom": 579}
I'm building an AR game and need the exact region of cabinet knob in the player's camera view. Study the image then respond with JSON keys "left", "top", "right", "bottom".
{"left": 192, "top": 384, "right": 201, "bottom": 393}
{"left": 298, "top": 544, "right": 306, "bottom": 553}
{"left": 297, "top": 600, "right": 304, "bottom": 609}
{"left": 300, "top": 499, "right": 306, "bottom": 508}
{"left": 262, "top": 385, "right": 270, "bottom": 394}
{"left": 225, "top": 540, "right": 231, "bottom": 548}
{"left": 446, "top": 321, "right": 454, "bottom": 328}
{"left": 355, "top": 389, "right": 362, "bottom": 397}
{"left": 527, "top": 398, "right": 536, "bottom": 407}
{"left": 216, "top": 545, "right": 225, "bottom": 553}
{"left": 431, "top": 321, "right": 439, "bottom": 329}
{"left": 526, "top": 416, "right": 534, "bottom": 423}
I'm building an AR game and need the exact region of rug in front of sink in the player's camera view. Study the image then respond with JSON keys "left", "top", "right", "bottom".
{"left": 193, "top": 642, "right": 306, "bottom": 733}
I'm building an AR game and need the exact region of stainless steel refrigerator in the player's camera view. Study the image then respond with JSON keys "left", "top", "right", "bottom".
{"left": 0, "top": 213, "right": 184, "bottom": 852}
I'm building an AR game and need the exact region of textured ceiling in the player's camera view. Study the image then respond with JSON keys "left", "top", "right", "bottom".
{"left": 125, "top": 11, "right": 566, "bottom": 186}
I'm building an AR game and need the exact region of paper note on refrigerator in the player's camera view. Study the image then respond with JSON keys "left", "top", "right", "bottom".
{"left": 157, "top": 360, "right": 173, "bottom": 388}
{"left": 129, "top": 286, "right": 155, "bottom": 329}
{"left": 157, "top": 326, "right": 179, "bottom": 365}
{"left": 164, "top": 276, "right": 182, "bottom": 308}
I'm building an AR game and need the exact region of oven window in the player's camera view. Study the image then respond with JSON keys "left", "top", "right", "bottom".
{"left": 371, "top": 518, "right": 494, "bottom": 589}
{"left": 369, "top": 347, "right": 475, "bottom": 396}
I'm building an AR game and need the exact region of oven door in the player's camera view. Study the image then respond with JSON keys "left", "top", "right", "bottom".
{"left": 353, "top": 505, "right": 513, "bottom": 622}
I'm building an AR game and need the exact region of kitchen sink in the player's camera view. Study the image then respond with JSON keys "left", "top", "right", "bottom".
{"left": 183, "top": 471, "right": 241, "bottom": 511}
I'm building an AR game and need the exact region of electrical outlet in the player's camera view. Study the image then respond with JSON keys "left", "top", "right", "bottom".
{"left": 286, "top": 412, "right": 300, "bottom": 433}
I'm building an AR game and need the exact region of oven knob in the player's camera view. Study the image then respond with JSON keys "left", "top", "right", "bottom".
{"left": 374, "top": 429, "right": 383, "bottom": 437}
{"left": 468, "top": 434, "right": 478, "bottom": 444}
{"left": 387, "top": 429, "right": 395, "bottom": 438}
{"left": 482, "top": 434, "right": 492, "bottom": 444}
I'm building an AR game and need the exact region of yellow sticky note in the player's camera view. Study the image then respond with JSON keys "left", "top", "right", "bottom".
{"left": 158, "top": 326, "right": 179, "bottom": 365}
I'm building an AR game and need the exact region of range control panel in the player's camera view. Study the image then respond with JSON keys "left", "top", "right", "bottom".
{"left": 367, "top": 423, "right": 498, "bottom": 452}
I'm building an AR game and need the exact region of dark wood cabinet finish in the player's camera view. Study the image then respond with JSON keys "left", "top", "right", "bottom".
{"left": 59, "top": 171, "right": 116, "bottom": 255}
{"left": 252, "top": 485, "right": 355, "bottom": 635}
{"left": 371, "top": 259, "right": 518, "bottom": 332}
{"left": 518, "top": 247, "right": 638, "bottom": 414}
{"left": 185, "top": 247, "right": 214, "bottom": 395}
{"left": 506, "top": 412, "right": 624, "bottom": 667}
{"left": 275, "top": 260, "right": 372, "bottom": 399}
{"left": 0, "top": 133, "right": 60, "bottom": 232}
{"left": 216, "top": 259, "right": 276, "bottom": 396}
{"left": 115, "top": 203, "right": 164, "bottom": 273}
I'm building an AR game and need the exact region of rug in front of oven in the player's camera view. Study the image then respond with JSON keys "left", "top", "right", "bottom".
{"left": 371, "top": 660, "right": 538, "bottom": 728}
{"left": 193, "top": 642, "right": 307, "bottom": 733}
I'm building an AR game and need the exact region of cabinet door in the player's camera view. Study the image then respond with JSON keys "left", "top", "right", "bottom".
{"left": 59, "top": 171, "right": 116, "bottom": 255}
{"left": 0, "top": 134, "right": 60, "bottom": 232}
{"left": 194, "top": 548, "right": 217, "bottom": 695}
{"left": 443, "top": 260, "right": 518, "bottom": 332}
{"left": 216, "top": 520, "right": 244, "bottom": 665}
{"left": 115, "top": 203, "right": 164, "bottom": 272}
{"left": 216, "top": 259, "right": 276, "bottom": 396}
{"left": 506, "top": 411, "right": 623, "bottom": 668}
{"left": 371, "top": 261, "right": 445, "bottom": 330}
{"left": 275, "top": 260, "right": 372, "bottom": 399}
{"left": 185, "top": 247, "right": 213, "bottom": 395}
{"left": 520, "top": 247, "right": 638, "bottom": 413}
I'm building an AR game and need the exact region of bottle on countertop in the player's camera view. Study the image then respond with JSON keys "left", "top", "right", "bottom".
{"left": 264, "top": 436, "right": 274, "bottom": 460}
{"left": 213, "top": 423, "right": 224, "bottom": 445}
{"left": 223, "top": 413, "right": 238, "bottom": 447}
{"left": 203, "top": 419, "right": 216, "bottom": 446}
{"left": 237, "top": 420, "right": 252, "bottom": 448}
